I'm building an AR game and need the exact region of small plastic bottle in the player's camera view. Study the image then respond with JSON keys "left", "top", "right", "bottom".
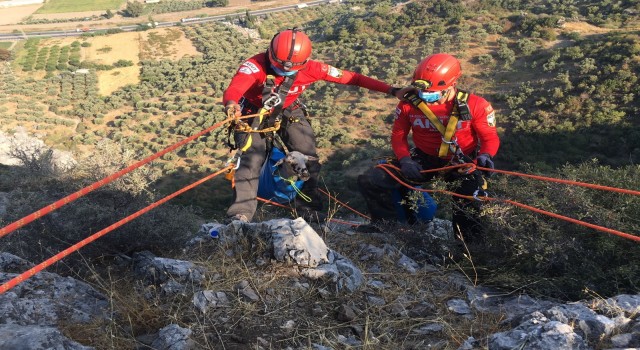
{"left": 207, "top": 223, "right": 225, "bottom": 239}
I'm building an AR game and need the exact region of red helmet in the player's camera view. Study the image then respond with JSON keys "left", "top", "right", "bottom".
{"left": 268, "top": 28, "right": 312, "bottom": 72}
{"left": 413, "top": 53, "right": 462, "bottom": 91}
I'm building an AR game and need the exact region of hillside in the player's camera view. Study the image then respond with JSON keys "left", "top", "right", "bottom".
{"left": 0, "top": 0, "right": 639, "bottom": 348}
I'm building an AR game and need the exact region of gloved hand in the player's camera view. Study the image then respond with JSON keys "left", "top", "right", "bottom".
{"left": 225, "top": 101, "right": 242, "bottom": 118}
{"left": 476, "top": 153, "right": 494, "bottom": 177}
{"left": 399, "top": 156, "right": 423, "bottom": 180}
{"left": 389, "top": 86, "right": 418, "bottom": 101}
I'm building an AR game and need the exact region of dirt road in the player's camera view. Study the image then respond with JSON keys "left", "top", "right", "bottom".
{"left": 0, "top": 0, "right": 300, "bottom": 33}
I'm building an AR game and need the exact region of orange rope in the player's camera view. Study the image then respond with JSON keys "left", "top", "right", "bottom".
{"left": 0, "top": 165, "right": 233, "bottom": 295}
{"left": 257, "top": 197, "right": 290, "bottom": 209}
{"left": 0, "top": 114, "right": 260, "bottom": 239}
{"left": 376, "top": 163, "right": 640, "bottom": 243}
{"left": 318, "top": 188, "right": 370, "bottom": 220}
{"left": 257, "top": 196, "right": 363, "bottom": 227}
{"left": 477, "top": 166, "right": 640, "bottom": 196}
{"left": 327, "top": 218, "right": 361, "bottom": 227}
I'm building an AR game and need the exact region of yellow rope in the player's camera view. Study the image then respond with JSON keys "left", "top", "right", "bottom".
{"left": 234, "top": 119, "right": 282, "bottom": 133}
{"left": 282, "top": 177, "right": 312, "bottom": 202}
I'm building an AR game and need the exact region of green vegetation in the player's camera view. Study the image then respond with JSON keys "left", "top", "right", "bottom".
{"left": 3, "top": 0, "right": 639, "bottom": 302}
{"left": 0, "top": 42, "right": 12, "bottom": 49}
{"left": 35, "top": 0, "right": 125, "bottom": 13}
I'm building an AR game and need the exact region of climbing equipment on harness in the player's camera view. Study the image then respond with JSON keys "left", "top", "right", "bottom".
{"left": 227, "top": 67, "right": 298, "bottom": 149}
{"left": 401, "top": 90, "right": 488, "bottom": 199}
{"left": 224, "top": 66, "right": 300, "bottom": 184}
{"left": 404, "top": 89, "right": 471, "bottom": 160}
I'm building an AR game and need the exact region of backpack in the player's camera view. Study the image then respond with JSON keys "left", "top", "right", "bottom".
{"left": 257, "top": 147, "right": 305, "bottom": 204}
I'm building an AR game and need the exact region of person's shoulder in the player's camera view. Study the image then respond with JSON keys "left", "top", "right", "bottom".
{"left": 463, "top": 91, "right": 491, "bottom": 106}
{"left": 395, "top": 101, "right": 414, "bottom": 114}
{"left": 237, "top": 53, "right": 267, "bottom": 75}
{"left": 300, "top": 59, "right": 327, "bottom": 75}
{"left": 462, "top": 91, "right": 495, "bottom": 118}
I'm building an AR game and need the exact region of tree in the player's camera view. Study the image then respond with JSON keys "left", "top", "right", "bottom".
{"left": 105, "top": 9, "right": 114, "bottom": 19}
{"left": 124, "top": 1, "right": 144, "bottom": 17}
{"left": 0, "top": 48, "right": 10, "bottom": 61}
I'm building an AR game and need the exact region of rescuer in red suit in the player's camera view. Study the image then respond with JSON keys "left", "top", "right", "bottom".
{"left": 358, "top": 53, "right": 500, "bottom": 242}
{"left": 223, "top": 28, "right": 410, "bottom": 223}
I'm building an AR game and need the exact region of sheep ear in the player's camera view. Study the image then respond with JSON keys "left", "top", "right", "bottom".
{"left": 306, "top": 155, "right": 319, "bottom": 162}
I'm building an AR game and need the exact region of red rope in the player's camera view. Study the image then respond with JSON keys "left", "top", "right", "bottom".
{"left": 0, "top": 114, "right": 264, "bottom": 239}
{"left": 257, "top": 197, "right": 290, "bottom": 209}
{"left": 327, "top": 218, "right": 362, "bottom": 227}
{"left": 376, "top": 163, "right": 640, "bottom": 243}
{"left": 318, "top": 188, "right": 370, "bottom": 220}
{"left": 257, "top": 196, "right": 363, "bottom": 227}
{"left": 478, "top": 166, "right": 640, "bottom": 196}
{"left": 0, "top": 165, "right": 233, "bottom": 295}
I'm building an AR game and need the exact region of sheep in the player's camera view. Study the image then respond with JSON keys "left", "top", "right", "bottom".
{"left": 273, "top": 150, "right": 318, "bottom": 182}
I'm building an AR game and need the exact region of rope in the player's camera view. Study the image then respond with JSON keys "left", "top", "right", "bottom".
{"left": 376, "top": 163, "right": 640, "bottom": 243}
{"left": 256, "top": 196, "right": 363, "bottom": 227}
{"left": 318, "top": 188, "right": 370, "bottom": 220}
{"left": 327, "top": 218, "right": 362, "bottom": 227}
{"left": 0, "top": 114, "right": 259, "bottom": 239}
{"left": 257, "top": 197, "right": 290, "bottom": 209}
{"left": 234, "top": 119, "right": 282, "bottom": 133}
{"left": 477, "top": 166, "right": 640, "bottom": 196}
{"left": 0, "top": 165, "right": 233, "bottom": 295}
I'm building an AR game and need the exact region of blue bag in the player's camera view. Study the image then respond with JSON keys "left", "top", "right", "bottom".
{"left": 392, "top": 186, "right": 437, "bottom": 223}
{"left": 257, "top": 148, "right": 305, "bottom": 204}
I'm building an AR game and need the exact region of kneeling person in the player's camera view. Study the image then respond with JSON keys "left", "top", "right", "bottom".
{"left": 358, "top": 53, "right": 500, "bottom": 242}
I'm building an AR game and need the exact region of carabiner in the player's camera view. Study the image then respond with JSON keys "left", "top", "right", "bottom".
{"left": 441, "top": 136, "right": 458, "bottom": 145}
{"left": 472, "top": 189, "right": 487, "bottom": 201}
{"left": 225, "top": 153, "right": 242, "bottom": 170}
{"left": 263, "top": 94, "right": 282, "bottom": 109}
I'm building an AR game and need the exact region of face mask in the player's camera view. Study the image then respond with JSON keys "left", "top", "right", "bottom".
{"left": 418, "top": 90, "right": 443, "bottom": 103}
{"left": 271, "top": 64, "right": 296, "bottom": 77}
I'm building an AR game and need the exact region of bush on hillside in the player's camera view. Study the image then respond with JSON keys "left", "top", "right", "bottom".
{"left": 473, "top": 161, "right": 640, "bottom": 300}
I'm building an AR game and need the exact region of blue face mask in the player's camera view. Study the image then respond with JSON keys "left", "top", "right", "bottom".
{"left": 418, "top": 90, "right": 443, "bottom": 103}
{"left": 271, "top": 64, "right": 296, "bottom": 77}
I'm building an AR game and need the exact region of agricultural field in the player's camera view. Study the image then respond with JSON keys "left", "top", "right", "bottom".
{"left": 35, "top": 0, "right": 124, "bottom": 14}
{"left": 0, "top": 3, "right": 40, "bottom": 25}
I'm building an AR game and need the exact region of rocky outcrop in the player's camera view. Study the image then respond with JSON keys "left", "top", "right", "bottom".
{"left": 1, "top": 219, "right": 638, "bottom": 350}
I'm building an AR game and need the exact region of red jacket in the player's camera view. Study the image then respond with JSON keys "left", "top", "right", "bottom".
{"left": 392, "top": 91, "right": 500, "bottom": 160}
{"left": 223, "top": 53, "right": 392, "bottom": 108}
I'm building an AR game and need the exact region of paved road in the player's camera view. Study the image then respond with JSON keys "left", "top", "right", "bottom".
{"left": 0, "top": 0, "right": 338, "bottom": 40}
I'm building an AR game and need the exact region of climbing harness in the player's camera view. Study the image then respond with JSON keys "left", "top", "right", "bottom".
{"left": 404, "top": 90, "right": 471, "bottom": 160}
{"left": 400, "top": 90, "right": 489, "bottom": 200}
{"left": 224, "top": 66, "right": 300, "bottom": 184}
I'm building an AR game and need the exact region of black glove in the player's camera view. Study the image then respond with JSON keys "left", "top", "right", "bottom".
{"left": 476, "top": 153, "right": 494, "bottom": 177}
{"left": 399, "top": 157, "right": 423, "bottom": 180}
{"left": 389, "top": 86, "right": 417, "bottom": 101}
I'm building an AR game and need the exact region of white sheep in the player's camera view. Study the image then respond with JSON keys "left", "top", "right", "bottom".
{"left": 273, "top": 151, "right": 318, "bottom": 182}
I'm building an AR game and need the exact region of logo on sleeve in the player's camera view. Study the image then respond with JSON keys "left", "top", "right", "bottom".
{"left": 239, "top": 61, "right": 260, "bottom": 75}
{"left": 328, "top": 66, "right": 343, "bottom": 78}
{"left": 394, "top": 107, "right": 401, "bottom": 120}
{"left": 487, "top": 112, "right": 496, "bottom": 127}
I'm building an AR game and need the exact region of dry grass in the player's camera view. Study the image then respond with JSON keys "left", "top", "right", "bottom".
{"left": 0, "top": 4, "right": 41, "bottom": 26}
{"left": 140, "top": 27, "right": 200, "bottom": 61}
